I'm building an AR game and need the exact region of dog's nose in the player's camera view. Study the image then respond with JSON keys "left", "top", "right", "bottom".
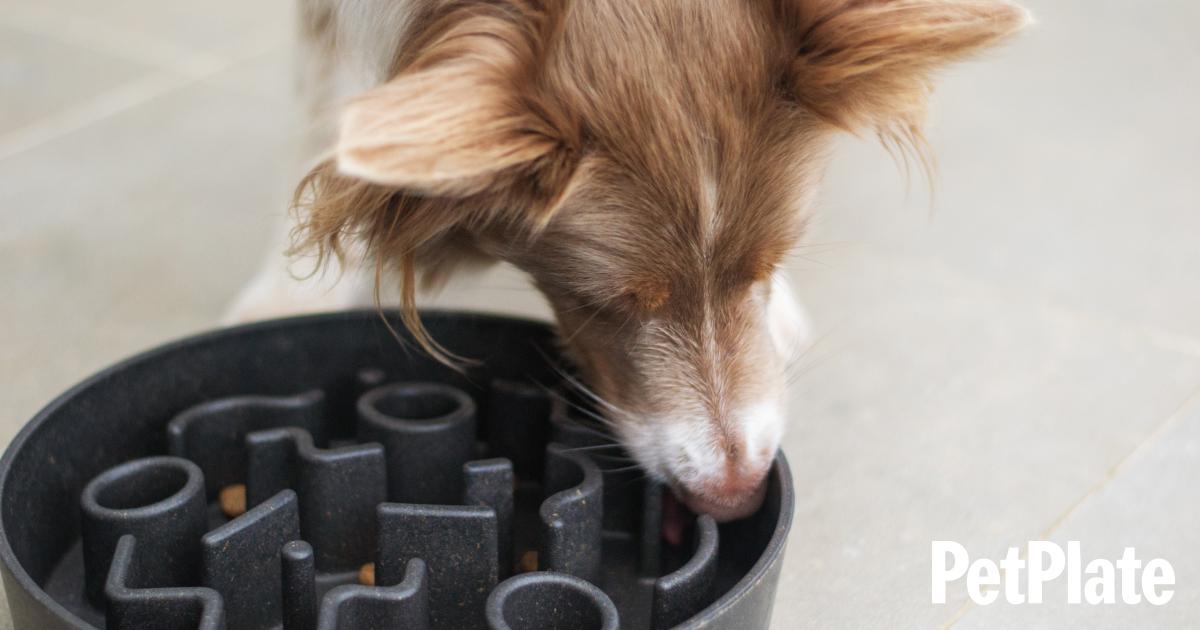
{"left": 675, "top": 469, "right": 769, "bottom": 522}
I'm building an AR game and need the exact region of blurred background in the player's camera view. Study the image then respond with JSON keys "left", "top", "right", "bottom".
{"left": 1, "top": 0, "right": 1197, "bottom": 627}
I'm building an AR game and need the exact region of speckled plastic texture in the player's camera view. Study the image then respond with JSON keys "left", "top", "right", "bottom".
{"left": 0, "top": 311, "right": 793, "bottom": 630}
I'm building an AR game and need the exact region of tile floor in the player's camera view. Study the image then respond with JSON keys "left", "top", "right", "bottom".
{"left": 1, "top": 0, "right": 1197, "bottom": 627}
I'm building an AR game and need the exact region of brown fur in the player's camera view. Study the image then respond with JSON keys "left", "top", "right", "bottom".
{"left": 291, "top": 0, "right": 1028, "bottom": 519}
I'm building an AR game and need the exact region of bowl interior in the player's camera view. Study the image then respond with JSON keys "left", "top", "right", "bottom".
{"left": 0, "top": 311, "right": 788, "bottom": 630}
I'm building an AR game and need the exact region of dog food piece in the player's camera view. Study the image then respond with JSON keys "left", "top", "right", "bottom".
{"left": 219, "top": 484, "right": 246, "bottom": 518}
{"left": 519, "top": 550, "right": 538, "bottom": 574}
{"left": 359, "top": 563, "right": 375, "bottom": 586}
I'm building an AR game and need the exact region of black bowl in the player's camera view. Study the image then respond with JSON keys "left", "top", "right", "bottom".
{"left": 0, "top": 311, "right": 793, "bottom": 630}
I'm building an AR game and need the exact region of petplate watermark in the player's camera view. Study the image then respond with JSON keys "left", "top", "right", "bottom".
{"left": 933, "top": 541, "right": 1174, "bottom": 605}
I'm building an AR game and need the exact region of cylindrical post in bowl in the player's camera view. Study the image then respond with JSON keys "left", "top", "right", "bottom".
{"left": 486, "top": 571, "right": 620, "bottom": 630}
{"left": 79, "top": 456, "right": 207, "bottom": 608}
{"left": 356, "top": 382, "right": 477, "bottom": 504}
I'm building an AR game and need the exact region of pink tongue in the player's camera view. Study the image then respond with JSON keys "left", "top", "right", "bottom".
{"left": 661, "top": 487, "right": 697, "bottom": 547}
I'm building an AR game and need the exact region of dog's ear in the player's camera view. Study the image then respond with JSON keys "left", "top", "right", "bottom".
{"left": 784, "top": 0, "right": 1030, "bottom": 132}
{"left": 335, "top": 8, "right": 570, "bottom": 198}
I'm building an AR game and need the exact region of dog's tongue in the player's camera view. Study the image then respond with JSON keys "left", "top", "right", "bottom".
{"left": 662, "top": 487, "right": 697, "bottom": 547}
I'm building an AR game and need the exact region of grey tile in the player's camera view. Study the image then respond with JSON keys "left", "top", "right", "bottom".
{"left": 201, "top": 41, "right": 296, "bottom": 102}
{"left": 0, "top": 0, "right": 292, "bottom": 51}
{"left": 0, "top": 24, "right": 150, "bottom": 135}
{"left": 952, "top": 399, "right": 1200, "bottom": 629}
{"left": 0, "top": 586, "right": 8, "bottom": 630}
{"left": 769, "top": 246, "right": 1200, "bottom": 629}
{"left": 815, "top": 0, "right": 1200, "bottom": 342}
{"left": 0, "top": 77, "right": 300, "bottom": 447}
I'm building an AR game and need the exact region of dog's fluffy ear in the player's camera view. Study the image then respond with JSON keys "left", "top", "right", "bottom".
{"left": 336, "top": 10, "right": 566, "bottom": 197}
{"left": 785, "top": 0, "right": 1030, "bottom": 132}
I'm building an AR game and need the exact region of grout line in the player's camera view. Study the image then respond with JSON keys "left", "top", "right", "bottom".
{"left": 1032, "top": 383, "right": 1200, "bottom": 542}
{"left": 938, "top": 383, "right": 1200, "bottom": 630}
{"left": 0, "top": 71, "right": 189, "bottom": 161}
{"left": 0, "top": 25, "right": 290, "bottom": 162}
{"left": 850, "top": 245, "right": 1200, "bottom": 361}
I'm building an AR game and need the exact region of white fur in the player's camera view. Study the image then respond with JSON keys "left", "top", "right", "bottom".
{"left": 738, "top": 398, "right": 786, "bottom": 471}
{"left": 768, "top": 269, "right": 812, "bottom": 362}
{"left": 330, "top": 0, "right": 418, "bottom": 84}
{"left": 627, "top": 396, "right": 782, "bottom": 503}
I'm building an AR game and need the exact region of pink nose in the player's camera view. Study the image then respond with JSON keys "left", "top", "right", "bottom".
{"left": 675, "top": 470, "right": 769, "bottom": 522}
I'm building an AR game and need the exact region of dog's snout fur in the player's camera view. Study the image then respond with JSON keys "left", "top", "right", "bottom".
{"left": 253, "top": 0, "right": 1030, "bottom": 522}
{"left": 679, "top": 470, "right": 772, "bottom": 523}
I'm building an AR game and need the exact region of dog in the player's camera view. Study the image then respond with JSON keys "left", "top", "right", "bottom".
{"left": 227, "top": 0, "right": 1029, "bottom": 522}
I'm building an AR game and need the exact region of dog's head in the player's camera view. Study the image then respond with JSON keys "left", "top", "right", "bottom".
{"left": 297, "top": 0, "right": 1028, "bottom": 520}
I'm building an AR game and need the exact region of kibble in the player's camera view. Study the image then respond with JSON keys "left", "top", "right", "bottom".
{"left": 519, "top": 550, "right": 538, "bottom": 574}
{"left": 219, "top": 484, "right": 246, "bottom": 518}
{"left": 359, "top": 562, "right": 375, "bottom": 586}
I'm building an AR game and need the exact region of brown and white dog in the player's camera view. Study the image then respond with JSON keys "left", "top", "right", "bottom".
{"left": 227, "top": 0, "right": 1028, "bottom": 522}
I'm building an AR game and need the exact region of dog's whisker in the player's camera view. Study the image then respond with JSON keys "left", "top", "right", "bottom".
{"left": 786, "top": 351, "right": 836, "bottom": 387}
{"left": 587, "top": 451, "right": 638, "bottom": 462}
{"left": 566, "top": 406, "right": 620, "bottom": 431}
{"left": 600, "top": 464, "right": 647, "bottom": 474}
{"left": 557, "top": 443, "right": 626, "bottom": 452}
{"left": 529, "top": 370, "right": 627, "bottom": 435}
{"left": 561, "top": 307, "right": 602, "bottom": 346}
{"left": 555, "top": 416, "right": 620, "bottom": 441}
{"left": 542, "top": 362, "right": 637, "bottom": 423}
{"left": 608, "top": 309, "right": 636, "bottom": 345}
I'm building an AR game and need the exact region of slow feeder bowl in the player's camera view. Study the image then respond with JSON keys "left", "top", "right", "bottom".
{"left": 0, "top": 311, "right": 793, "bottom": 630}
